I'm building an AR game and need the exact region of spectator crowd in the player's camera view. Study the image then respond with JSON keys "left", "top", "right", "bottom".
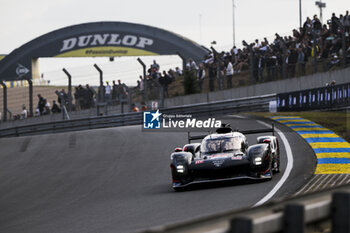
{"left": 14, "top": 11, "right": 350, "bottom": 119}
{"left": 135, "top": 60, "right": 179, "bottom": 100}
{"left": 186, "top": 11, "right": 350, "bottom": 92}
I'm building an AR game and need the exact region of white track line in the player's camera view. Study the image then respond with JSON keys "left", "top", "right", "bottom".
{"left": 317, "top": 174, "right": 334, "bottom": 190}
{"left": 324, "top": 174, "right": 340, "bottom": 189}
{"left": 339, "top": 174, "right": 350, "bottom": 185}
{"left": 295, "top": 175, "right": 318, "bottom": 196}
{"left": 228, "top": 115, "right": 247, "bottom": 119}
{"left": 330, "top": 174, "right": 344, "bottom": 187}
{"left": 303, "top": 175, "right": 324, "bottom": 194}
{"left": 253, "top": 120, "right": 294, "bottom": 207}
{"left": 312, "top": 174, "right": 330, "bottom": 191}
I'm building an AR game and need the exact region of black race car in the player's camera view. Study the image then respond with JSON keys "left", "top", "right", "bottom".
{"left": 170, "top": 124, "right": 280, "bottom": 190}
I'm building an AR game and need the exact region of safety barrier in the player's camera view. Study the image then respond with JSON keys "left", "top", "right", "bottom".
{"left": 135, "top": 184, "right": 350, "bottom": 233}
{"left": 277, "top": 82, "right": 350, "bottom": 111}
{"left": 0, "top": 94, "right": 276, "bottom": 137}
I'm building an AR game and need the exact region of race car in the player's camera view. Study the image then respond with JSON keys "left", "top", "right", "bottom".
{"left": 170, "top": 124, "right": 280, "bottom": 190}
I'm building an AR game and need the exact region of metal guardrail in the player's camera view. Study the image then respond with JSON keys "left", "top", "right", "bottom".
{"left": 137, "top": 184, "right": 350, "bottom": 233}
{"left": 0, "top": 94, "right": 276, "bottom": 137}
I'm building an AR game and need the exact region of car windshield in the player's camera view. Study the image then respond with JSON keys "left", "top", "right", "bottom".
{"left": 201, "top": 137, "right": 242, "bottom": 154}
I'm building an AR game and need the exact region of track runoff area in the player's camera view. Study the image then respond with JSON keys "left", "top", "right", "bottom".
{"left": 270, "top": 116, "right": 350, "bottom": 195}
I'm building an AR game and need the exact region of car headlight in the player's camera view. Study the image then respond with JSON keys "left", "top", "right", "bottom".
{"left": 176, "top": 165, "right": 185, "bottom": 173}
{"left": 254, "top": 157, "right": 262, "bottom": 165}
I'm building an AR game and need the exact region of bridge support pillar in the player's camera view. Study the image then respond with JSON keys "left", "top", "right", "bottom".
{"left": 26, "top": 79, "right": 33, "bottom": 117}
{"left": 0, "top": 81, "right": 7, "bottom": 121}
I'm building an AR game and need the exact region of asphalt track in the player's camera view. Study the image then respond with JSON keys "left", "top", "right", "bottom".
{"left": 0, "top": 115, "right": 315, "bottom": 233}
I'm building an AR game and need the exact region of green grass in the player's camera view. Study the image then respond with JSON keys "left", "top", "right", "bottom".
{"left": 252, "top": 111, "right": 350, "bottom": 142}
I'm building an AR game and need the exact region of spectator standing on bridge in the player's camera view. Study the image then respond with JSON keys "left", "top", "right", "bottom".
{"left": 197, "top": 63, "right": 206, "bottom": 92}
{"left": 302, "top": 17, "right": 312, "bottom": 36}
{"left": 257, "top": 53, "right": 265, "bottom": 82}
{"left": 74, "top": 86, "right": 85, "bottom": 110}
{"left": 35, "top": 108, "right": 40, "bottom": 117}
{"left": 159, "top": 71, "right": 172, "bottom": 98}
{"left": 37, "top": 94, "right": 46, "bottom": 115}
{"left": 55, "top": 89, "right": 68, "bottom": 112}
{"left": 151, "top": 60, "right": 160, "bottom": 72}
{"left": 186, "top": 58, "right": 198, "bottom": 71}
{"left": 312, "top": 15, "right": 322, "bottom": 34}
{"left": 58, "top": 89, "right": 68, "bottom": 106}
{"left": 225, "top": 60, "right": 234, "bottom": 88}
{"left": 86, "top": 84, "right": 95, "bottom": 108}
{"left": 21, "top": 104, "right": 28, "bottom": 119}
{"left": 287, "top": 45, "right": 298, "bottom": 78}
{"left": 344, "top": 11, "right": 350, "bottom": 33}
{"left": 175, "top": 67, "right": 183, "bottom": 76}
{"left": 105, "top": 81, "right": 112, "bottom": 104}
{"left": 331, "top": 13, "right": 340, "bottom": 34}
{"left": 43, "top": 101, "right": 50, "bottom": 115}
{"left": 112, "top": 80, "right": 118, "bottom": 105}
{"left": 218, "top": 61, "right": 225, "bottom": 90}
{"left": 266, "top": 52, "right": 277, "bottom": 81}
{"left": 116, "top": 80, "right": 128, "bottom": 103}
{"left": 51, "top": 100, "right": 61, "bottom": 114}
{"left": 138, "top": 75, "right": 144, "bottom": 94}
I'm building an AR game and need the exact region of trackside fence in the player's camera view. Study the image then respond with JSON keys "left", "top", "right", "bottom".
{"left": 0, "top": 94, "right": 276, "bottom": 137}
{"left": 136, "top": 184, "right": 350, "bottom": 233}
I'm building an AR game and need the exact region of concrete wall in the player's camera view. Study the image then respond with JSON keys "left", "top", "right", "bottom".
{"left": 164, "top": 67, "right": 350, "bottom": 107}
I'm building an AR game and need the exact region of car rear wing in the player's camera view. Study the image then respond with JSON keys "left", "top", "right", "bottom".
{"left": 239, "top": 123, "right": 274, "bottom": 136}
{"left": 188, "top": 123, "right": 274, "bottom": 143}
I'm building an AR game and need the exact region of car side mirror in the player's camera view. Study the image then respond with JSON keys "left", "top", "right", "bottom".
{"left": 241, "top": 142, "right": 246, "bottom": 152}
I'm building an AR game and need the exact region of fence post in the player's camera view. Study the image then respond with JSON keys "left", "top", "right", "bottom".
{"left": 137, "top": 58, "right": 147, "bottom": 103}
{"left": 332, "top": 192, "right": 350, "bottom": 233}
{"left": 25, "top": 78, "right": 34, "bottom": 117}
{"left": 62, "top": 68, "right": 73, "bottom": 111}
{"left": 284, "top": 203, "right": 305, "bottom": 233}
{"left": 228, "top": 217, "right": 253, "bottom": 233}
{"left": 161, "top": 85, "right": 165, "bottom": 108}
{"left": 94, "top": 64, "right": 104, "bottom": 116}
{"left": 128, "top": 88, "right": 133, "bottom": 112}
{"left": 0, "top": 81, "right": 7, "bottom": 121}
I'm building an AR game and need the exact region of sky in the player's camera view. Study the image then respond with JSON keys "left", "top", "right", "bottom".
{"left": 1, "top": 0, "right": 349, "bottom": 86}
